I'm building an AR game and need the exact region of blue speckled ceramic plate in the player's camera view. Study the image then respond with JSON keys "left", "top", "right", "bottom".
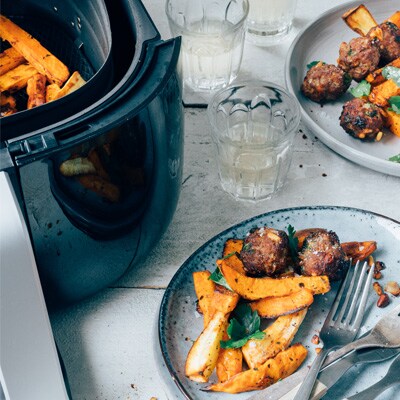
{"left": 159, "top": 206, "right": 400, "bottom": 400}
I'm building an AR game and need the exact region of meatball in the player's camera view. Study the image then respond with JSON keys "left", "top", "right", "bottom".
{"left": 298, "top": 230, "right": 348, "bottom": 281}
{"left": 369, "top": 22, "right": 400, "bottom": 63}
{"left": 337, "top": 36, "right": 380, "bottom": 81}
{"left": 339, "top": 97, "right": 384, "bottom": 140}
{"left": 240, "top": 227, "right": 290, "bottom": 277}
{"left": 301, "top": 63, "right": 351, "bottom": 103}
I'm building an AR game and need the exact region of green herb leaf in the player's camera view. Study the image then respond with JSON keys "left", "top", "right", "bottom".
{"left": 287, "top": 224, "right": 299, "bottom": 261}
{"left": 382, "top": 66, "right": 400, "bottom": 87}
{"left": 307, "top": 61, "right": 322, "bottom": 69}
{"left": 389, "top": 154, "right": 400, "bottom": 163}
{"left": 388, "top": 96, "right": 400, "bottom": 114}
{"left": 349, "top": 80, "right": 371, "bottom": 98}
{"left": 220, "top": 303, "right": 265, "bottom": 349}
{"left": 209, "top": 267, "right": 233, "bottom": 291}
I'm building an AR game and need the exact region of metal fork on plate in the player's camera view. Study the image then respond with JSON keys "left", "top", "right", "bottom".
{"left": 296, "top": 260, "right": 374, "bottom": 400}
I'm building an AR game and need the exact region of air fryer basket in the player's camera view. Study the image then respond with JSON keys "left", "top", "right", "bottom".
{"left": 1, "top": 0, "right": 113, "bottom": 139}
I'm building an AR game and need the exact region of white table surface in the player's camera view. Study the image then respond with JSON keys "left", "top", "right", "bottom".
{"left": 49, "top": 1, "right": 400, "bottom": 399}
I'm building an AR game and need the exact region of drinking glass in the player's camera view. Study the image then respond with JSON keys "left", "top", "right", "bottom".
{"left": 208, "top": 81, "right": 300, "bottom": 201}
{"left": 166, "top": 0, "right": 249, "bottom": 91}
{"left": 246, "top": 0, "right": 297, "bottom": 46}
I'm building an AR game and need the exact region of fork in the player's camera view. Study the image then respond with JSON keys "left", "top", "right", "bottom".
{"left": 296, "top": 260, "right": 373, "bottom": 400}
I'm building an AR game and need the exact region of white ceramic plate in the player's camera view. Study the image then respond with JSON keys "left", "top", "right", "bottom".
{"left": 285, "top": 0, "right": 400, "bottom": 177}
{"left": 158, "top": 206, "right": 400, "bottom": 399}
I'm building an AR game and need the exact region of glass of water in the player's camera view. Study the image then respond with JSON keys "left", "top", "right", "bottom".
{"left": 246, "top": 0, "right": 297, "bottom": 46}
{"left": 166, "top": 0, "right": 249, "bottom": 91}
{"left": 208, "top": 81, "right": 300, "bottom": 201}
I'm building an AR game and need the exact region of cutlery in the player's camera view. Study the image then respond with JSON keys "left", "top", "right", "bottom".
{"left": 296, "top": 261, "right": 372, "bottom": 400}
{"left": 344, "top": 353, "right": 400, "bottom": 400}
{"left": 324, "top": 303, "right": 400, "bottom": 362}
{"left": 313, "top": 346, "right": 400, "bottom": 399}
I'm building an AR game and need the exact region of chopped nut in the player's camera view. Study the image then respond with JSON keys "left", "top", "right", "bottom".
{"left": 373, "top": 271, "right": 382, "bottom": 280}
{"left": 373, "top": 281, "right": 383, "bottom": 296}
{"left": 385, "top": 281, "right": 400, "bottom": 297}
{"left": 377, "top": 293, "right": 390, "bottom": 308}
{"left": 375, "top": 261, "right": 386, "bottom": 271}
{"left": 311, "top": 334, "right": 320, "bottom": 345}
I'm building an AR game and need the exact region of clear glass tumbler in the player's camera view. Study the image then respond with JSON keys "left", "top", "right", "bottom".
{"left": 246, "top": 0, "right": 297, "bottom": 46}
{"left": 166, "top": 0, "right": 249, "bottom": 91}
{"left": 208, "top": 81, "right": 300, "bottom": 201}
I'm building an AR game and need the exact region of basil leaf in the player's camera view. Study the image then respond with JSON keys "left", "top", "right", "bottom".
{"left": 382, "top": 66, "right": 400, "bottom": 87}
{"left": 307, "top": 61, "right": 322, "bottom": 69}
{"left": 389, "top": 154, "right": 400, "bottom": 163}
{"left": 388, "top": 96, "right": 400, "bottom": 114}
{"left": 220, "top": 303, "right": 265, "bottom": 349}
{"left": 209, "top": 267, "right": 233, "bottom": 291}
{"left": 287, "top": 224, "right": 299, "bottom": 261}
{"left": 349, "top": 80, "right": 371, "bottom": 98}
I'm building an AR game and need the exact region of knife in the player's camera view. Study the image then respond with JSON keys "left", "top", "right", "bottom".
{"left": 312, "top": 347, "right": 400, "bottom": 399}
{"left": 344, "top": 353, "right": 400, "bottom": 400}
{"left": 248, "top": 346, "right": 399, "bottom": 400}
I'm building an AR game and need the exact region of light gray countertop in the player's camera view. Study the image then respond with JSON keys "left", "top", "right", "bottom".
{"left": 50, "top": 0, "right": 400, "bottom": 399}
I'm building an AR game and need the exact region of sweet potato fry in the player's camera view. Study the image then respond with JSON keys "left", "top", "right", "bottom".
{"left": 0, "top": 14, "right": 69, "bottom": 85}
{"left": 78, "top": 175, "right": 120, "bottom": 203}
{"left": 185, "top": 311, "right": 228, "bottom": 383}
{"left": 193, "top": 271, "right": 239, "bottom": 327}
{"left": 0, "top": 93, "right": 17, "bottom": 116}
{"left": 341, "top": 241, "right": 377, "bottom": 264}
{"left": 26, "top": 73, "right": 46, "bottom": 109}
{"left": 242, "top": 308, "right": 308, "bottom": 368}
{"left": 223, "top": 238, "right": 243, "bottom": 256}
{"left": 59, "top": 157, "right": 96, "bottom": 177}
{"left": 219, "top": 261, "right": 330, "bottom": 300}
{"left": 250, "top": 289, "right": 314, "bottom": 319}
{"left": 216, "top": 331, "right": 243, "bottom": 383}
{"left": 221, "top": 239, "right": 246, "bottom": 274}
{"left": 0, "top": 63, "right": 38, "bottom": 92}
{"left": 385, "top": 110, "right": 400, "bottom": 137}
{"left": 213, "top": 286, "right": 240, "bottom": 315}
{"left": 208, "top": 343, "right": 308, "bottom": 393}
{"left": 193, "top": 271, "right": 216, "bottom": 327}
{"left": 45, "top": 83, "right": 60, "bottom": 102}
{"left": 0, "top": 47, "right": 26, "bottom": 75}
{"left": 369, "top": 79, "right": 400, "bottom": 108}
{"left": 46, "top": 71, "right": 85, "bottom": 102}
{"left": 341, "top": 4, "right": 378, "bottom": 36}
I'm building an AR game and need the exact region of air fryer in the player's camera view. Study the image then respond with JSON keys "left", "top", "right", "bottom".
{"left": 1, "top": 0, "right": 183, "bottom": 306}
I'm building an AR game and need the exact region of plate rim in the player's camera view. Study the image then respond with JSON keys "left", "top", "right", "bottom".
{"left": 158, "top": 205, "right": 400, "bottom": 399}
{"left": 284, "top": 0, "right": 400, "bottom": 177}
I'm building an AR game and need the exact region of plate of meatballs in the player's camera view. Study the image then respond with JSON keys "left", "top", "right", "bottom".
{"left": 285, "top": 0, "right": 400, "bottom": 177}
{"left": 158, "top": 206, "right": 400, "bottom": 400}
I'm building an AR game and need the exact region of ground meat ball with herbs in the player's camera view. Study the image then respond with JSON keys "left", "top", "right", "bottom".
{"left": 301, "top": 63, "right": 351, "bottom": 103}
{"left": 298, "top": 230, "right": 348, "bottom": 281}
{"left": 337, "top": 36, "right": 380, "bottom": 81}
{"left": 370, "top": 22, "right": 400, "bottom": 63}
{"left": 339, "top": 97, "right": 384, "bottom": 140}
{"left": 239, "top": 227, "right": 290, "bottom": 277}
